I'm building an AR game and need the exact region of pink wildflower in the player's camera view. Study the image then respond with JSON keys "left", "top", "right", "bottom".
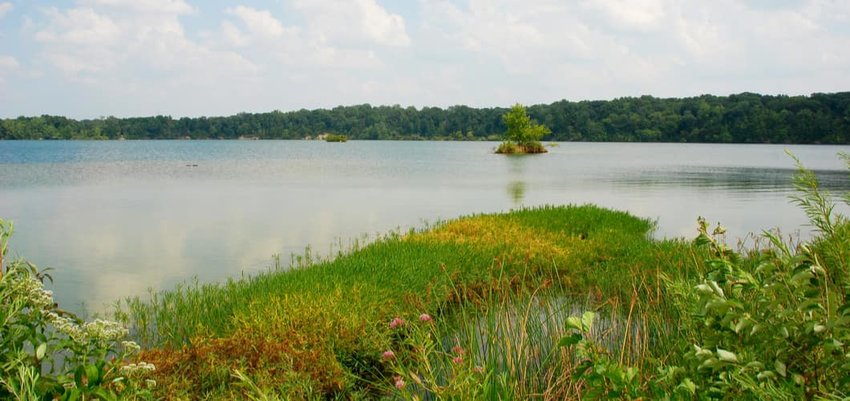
{"left": 382, "top": 350, "right": 396, "bottom": 361}
{"left": 452, "top": 355, "right": 464, "bottom": 364}
{"left": 451, "top": 345, "right": 465, "bottom": 355}
{"left": 394, "top": 375, "right": 405, "bottom": 389}
{"left": 419, "top": 313, "right": 432, "bottom": 322}
{"left": 389, "top": 317, "right": 405, "bottom": 329}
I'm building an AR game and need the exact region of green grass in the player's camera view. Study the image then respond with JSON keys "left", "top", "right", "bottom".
{"left": 494, "top": 141, "right": 548, "bottom": 154}
{"left": 113, "top": 204, "right": 706, "bottom": 399}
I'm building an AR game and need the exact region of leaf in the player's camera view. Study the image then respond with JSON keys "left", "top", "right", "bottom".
{"left": 581, "top": 311, "right": 595, "bottom": 332}
{"left": 65, "top": 389, "right": 82, "bottom": 401}
{"left": 565, "top": 316, "right": 583, "bottom": 332}
{"left": 799, "top": 299, "right": 823, "bottom": 313}
{"left": 678, "top": 378, "right": 696, "bottom": 394}
{"left": 716, "top": 349, "right": 738, "bottom": 363}
{"left": 74, "top": 365, "right": 85, "bottom": 390}
{"left": 558, "top": 333, "right": 582, "bottom": 348}
{"left": 701, "top": 358, "right": 720, "bottom": 369}
{"left": 85, "top": 364, "right": 101, "bottom": 387}
{"left": 791, "top": 270, "right": 814, "bottom": 283}
{"left": 757, "top": 371, "right": 776, "bottom": 381}
{"left": 695, "top": 283, "right": 712, "bottom": 294}
{"left": 35, "top": 342, "right": 47, "bottom": 360}
{"left": 708, "top": 281, "right": 725, "bottom": 298}
{"left": 774, "top": 360, "right": 787, "bottom": 377}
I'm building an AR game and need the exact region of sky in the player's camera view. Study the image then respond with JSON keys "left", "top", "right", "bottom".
{"left": 0, "top": 0, "right": 848, "bottom": 119}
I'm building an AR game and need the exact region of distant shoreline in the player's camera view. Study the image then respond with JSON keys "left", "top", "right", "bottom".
{"left": 2, "top": 92, "right": 849, "bottom": 144}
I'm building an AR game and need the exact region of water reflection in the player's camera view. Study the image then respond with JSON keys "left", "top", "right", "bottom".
{"left": 507, "top": 181, "right": 526, "bottom": 206}
{"left": 505, "top": 155, "right": 529, "bottom": 206}
{"left": 615, "top": 167, "right": 850, "bottom": 193}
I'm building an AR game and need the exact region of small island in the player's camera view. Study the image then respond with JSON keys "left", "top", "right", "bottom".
{"left": 324, "top": 133, "right": 349, "bottom": 142}
{"left": 495, "top": 103, "right": 550, "bottom": 154}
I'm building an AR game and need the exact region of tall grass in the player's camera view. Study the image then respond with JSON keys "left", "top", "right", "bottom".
{"left": 115, "top": 204, "right": 699, "bottom": 399}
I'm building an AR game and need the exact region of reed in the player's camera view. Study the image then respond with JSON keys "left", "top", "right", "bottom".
{"left": 114, "top": 204, "right": 704, "bottom": 399}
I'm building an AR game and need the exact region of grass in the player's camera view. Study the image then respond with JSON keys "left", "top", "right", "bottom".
{"left": 495, "top": 141, "right": 548, "bottom": 154}
{"left": 112, "top": 204, "right": 708, "bottom": 399}
{"left": 325, "top": 134, "right": 349, "bottom": 142}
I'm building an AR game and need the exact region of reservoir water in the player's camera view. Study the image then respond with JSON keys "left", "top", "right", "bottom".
{"left": 1, "top": 140, "right": 849, "bottom": 314}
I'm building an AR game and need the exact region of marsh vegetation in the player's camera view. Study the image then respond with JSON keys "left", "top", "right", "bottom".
{"left": 2, "top": 154, "right": 849, "bottom": 399}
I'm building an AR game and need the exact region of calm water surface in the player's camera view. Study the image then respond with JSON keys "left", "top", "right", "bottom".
{"left": 1, "top": 141, "right": 849, "bottom": 314}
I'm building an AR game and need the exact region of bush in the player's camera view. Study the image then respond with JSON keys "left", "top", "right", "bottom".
{"left": 0, "top": 219, "right": 155, "bottom": 400}
{"left": 496, "top": 104, "right": 549, "bottom": 154}
{"left": 562, "top": 153, "right": 850, "bottom": 399}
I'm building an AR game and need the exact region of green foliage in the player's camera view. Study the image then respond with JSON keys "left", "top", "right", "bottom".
{"left": 3, "top": 92, "right": 849, "bottom": 143}
{"left": 666, "top": 157, "right": 850, "bottom": 399}
{"left": 384, "top": 313, "right": 495, "bottom": 400}
{"left": 494, "top": 141, "right": 548, "bottom": 154}
{"left": 324, "top": 133, "right": 348, "bottom": 142}
{"left": 560, "top": 312, "right": 648, "bottom": 400}
{"left": 561, "top": 154, "right": 850, "bottom": 400}
{"left": 0, "top": 219, "right": 155, "bottom": 400}
{"left": 499, "top": 103, "right": 551, "bottom": 152}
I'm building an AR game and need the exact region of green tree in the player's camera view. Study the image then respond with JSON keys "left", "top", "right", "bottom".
{"left": 497, "top": 103, "right": 550, "bottom": 154}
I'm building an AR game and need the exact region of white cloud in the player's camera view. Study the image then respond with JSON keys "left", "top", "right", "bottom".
{"left": 33, "top": 2, "right": 255, "bottom": 79}
{"left": 0, "top": 55, "right": 18, "bottom": 70}
{"left": 226, "top": 6, "right": 286, "bottom": 39}
{"left": 419, "top": 0, "right": 850, "bottom": 102}
{"left": 292, "top": 0, "right": 411, "bottom": 47}
{"left": 0, "top": 55, "right": 18, "bottom": 86}
{"left": 420, "top": 0, "right": 639, "bottom": 74}
{"left": 584, "top": 0, "right": 666, "bottom": 31}
{"left": 80, "top": 0, "right": 193, "bottom": 15}
{"left": 216, "top": 3, "right": 386, "bottom": 71}
{"left": 221, "top": 20, "right": 249, "bottom": 47}
{"left": 0, "top": 2, "right": 12, "bottom": 19}
{"left": 35, "top": 8, "right": 121, "bottom": 47}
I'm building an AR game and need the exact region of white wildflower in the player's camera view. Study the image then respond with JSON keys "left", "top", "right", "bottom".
{"left": 121, "top": 340, "right": 141, "bottom": 353}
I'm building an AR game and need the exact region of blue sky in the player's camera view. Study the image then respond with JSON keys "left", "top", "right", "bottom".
{"left": 0, "top": 0, "right": 848, "bottom": 118}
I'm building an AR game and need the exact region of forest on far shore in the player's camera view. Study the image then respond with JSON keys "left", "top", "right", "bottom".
{"left": 2, "top": 92, "right": 849, "bottom": 143}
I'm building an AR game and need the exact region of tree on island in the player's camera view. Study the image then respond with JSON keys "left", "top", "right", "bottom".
{"left": 496, "top": 103, "right": 550, "bottom": 154}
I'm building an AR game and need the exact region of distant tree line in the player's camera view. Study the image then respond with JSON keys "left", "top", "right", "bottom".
{"left": 1, "top": 92, "right": 849, "bottom": 143}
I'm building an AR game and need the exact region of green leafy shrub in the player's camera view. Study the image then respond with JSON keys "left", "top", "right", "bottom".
{"left": 496, "top": 104, "right": 550, "bottom": 154}
{"left": 562, "top": 154, "right": 850, "bottom": 400}
{"left": 0, "top": 219, "right": 155, "bottom": 400}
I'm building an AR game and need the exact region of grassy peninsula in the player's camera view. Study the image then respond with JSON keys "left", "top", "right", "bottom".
{"left": 3, "top": 157, "right": 850, "bottom": 400}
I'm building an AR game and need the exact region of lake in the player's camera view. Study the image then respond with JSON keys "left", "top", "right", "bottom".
{"left": 1, "top": 140, "right": 849, "bottom": 315}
